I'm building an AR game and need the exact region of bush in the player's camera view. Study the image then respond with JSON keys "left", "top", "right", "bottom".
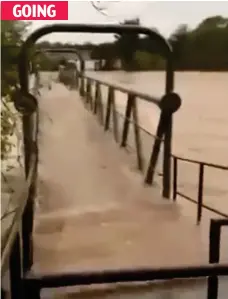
{"left": 134, "top": 51, "right": 165, "bottom": 70}
{"left": 1, "top": 21, "right": 28, "bottom": 161}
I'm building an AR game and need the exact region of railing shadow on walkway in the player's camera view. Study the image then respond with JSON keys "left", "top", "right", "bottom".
{"left": 1, "top": 24, "right": 228, "bottom": 299}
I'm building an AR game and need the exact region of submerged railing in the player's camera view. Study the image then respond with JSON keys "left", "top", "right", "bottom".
{"left": 76, "top": 73, "right": 228, "bottom": 225}
{"left": 23, "top": 219, "right": 227, "bottom": 299}
{"left": 79, "top": 75, "right": 181, "bottom": 199}
{"left": 172, "top": 155, "right": 228, "bottom": 223}
{"left": 1, "top": 24, "right": 228, "bottom": 299}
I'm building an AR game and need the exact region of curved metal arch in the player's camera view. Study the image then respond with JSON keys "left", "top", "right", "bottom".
{"left": 18, "top": 23, "right": 174, "bottom": 94}
{"left": 34, "top": 48, "right": 85, "bottom": 73}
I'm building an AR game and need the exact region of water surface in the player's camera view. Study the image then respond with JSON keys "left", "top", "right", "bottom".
{"left": 87, "top": 71, "right": 228, "bottom": 214}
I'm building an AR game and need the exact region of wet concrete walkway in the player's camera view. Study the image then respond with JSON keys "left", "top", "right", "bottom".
{"left": 33, "top": 82, "right": 227, "bottom": 297}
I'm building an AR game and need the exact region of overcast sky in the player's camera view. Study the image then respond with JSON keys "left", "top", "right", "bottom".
{"left": 29, "top": 1, "right": 228, "bottom": 44}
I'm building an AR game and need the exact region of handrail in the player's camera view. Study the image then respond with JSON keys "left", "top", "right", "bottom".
{"left": 81, "top": 74, "right": 181, "bottom": 198}
{"left": 25, "top": 263, "right": 228, "bottom": 288}
{"left": 22, "top": 218, "right": 228, "bottom": 298}
{"left": 84, "top": 75, "right": 161, "bottom": 106}
{"left": 1, "top": 72, "right": 40, "bottom": 299}
{"left": 77, "top": 73, "right": 227, "bottom": 224}
{"left": 1, "top": 154, "right": 36, "bottom": 274}
{"left": 18, "top": 24, "right": 173, "bottom": 92}
{"left": 172, "top": 155, "right": 228, "bottom": 223}
{"left": 172, "top": 154, "right": 228, "bottom": 170}
{"left": 24, "top": 219, "right": 227, "bottom": 296}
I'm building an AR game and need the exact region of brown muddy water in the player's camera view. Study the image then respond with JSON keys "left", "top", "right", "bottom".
{"left": 86, "top": 71, "right": 228, "bottom": 214}
{"left": 39, "top": 71, "right": 228, "bottom": 299}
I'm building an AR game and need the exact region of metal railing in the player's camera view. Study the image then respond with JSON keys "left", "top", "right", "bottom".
{"left": 79, "top": 74, "right": 181, "bottom": 199}
{"left": 77, "top": 73, "right": 228, "bottom": 225}
{"left": 17, "top": 218, "right": 228, "bottom": 298}
{"left": 1, "top": 74, "right": 40, "bottom": 298}
{"left": 2, "top": 23, "right": 228, "bottom": 299}
{"left": 172, "top": 155, "right": 228, "bottom": 223}
{"left": 207, "top": 218, "right": 228, "bottom": 298}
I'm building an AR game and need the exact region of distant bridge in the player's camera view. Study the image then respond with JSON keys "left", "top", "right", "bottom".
{"left": 45, "top": 49, "right": 92, "bottom": 61}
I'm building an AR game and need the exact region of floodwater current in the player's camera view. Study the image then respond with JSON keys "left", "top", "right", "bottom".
{"left": 86, "top": 71, "right": 228, "bottom": 215}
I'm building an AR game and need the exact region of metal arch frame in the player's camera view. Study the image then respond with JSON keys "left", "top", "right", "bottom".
{"left": 15, "top": 21, "right": 176, "bottom": 279}
{"left": 18, "top": 24, "right": 173, "bottom": 93}
{"left": 2, "top": 24, "right": 227, "bottom": 299}
{"left": 16, "top": 26, "right": 176, "bottom": 269}
{"left": 34, "top": 48, "right": 85, "bottom": 74}
{"left": 18, "top": 24, "right": 174, "bottom": 187}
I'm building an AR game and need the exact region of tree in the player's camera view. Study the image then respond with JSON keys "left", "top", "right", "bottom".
{"left": 168, "top": 16, "right": 228, "bottom": 71}
{"left": 1, "top": 21, "right": 30, "bottom": 160}
{"left": 186, "top": 16, "right": 228, "bottom": 70}
{"left": 114, "top": 18, "right": 141, "bottom": 71}
{"left": 11, "top": 15, "right": 228, "bottom": 73}
{"left": 169, "top": 24, "right": 189, "bottom": 70}
{"left": 197, "top": 16, "right": 228, "bottom": 31}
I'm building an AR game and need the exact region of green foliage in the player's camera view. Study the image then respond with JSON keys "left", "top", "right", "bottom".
{"left": 115, "top": 18, "right": 140, "bottom": 71}
{"left": 41, "top": 15, "right": 227, "bottom": 72}
{"left": 35, "top": 51, "right": 61, "bottom": 71}
{"left": 1, "top": 98, "right": 17, "bottom": 160}
{"left": 134, "top": 51, "right": 165, "bottom": 70}
{"left": 169, "top": 16, "right": 228, "bottom": 70}
{"left": 1, "top": 21, "right": 29, "bottom": 161}
{"left": 91, "top": 43, "right": 117, "bottom": 69}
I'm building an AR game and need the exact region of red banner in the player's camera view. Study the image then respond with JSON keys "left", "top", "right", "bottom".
{"left": 1, "top": 1, "right": 68, "bottom": 20}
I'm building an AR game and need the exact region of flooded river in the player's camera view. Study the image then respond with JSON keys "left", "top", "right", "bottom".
{"left": 86, "top": 71, "right": 228, "bottom": 214}
{"left": 3, "top": 71, "right": 227, "bottom": 299}
{"left": 39, "top": 70, "right": 228, "bottom": 298}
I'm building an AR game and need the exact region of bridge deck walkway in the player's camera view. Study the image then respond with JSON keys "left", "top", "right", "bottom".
{"left": 34, "top": 82, "right": 213, "bottom": 275}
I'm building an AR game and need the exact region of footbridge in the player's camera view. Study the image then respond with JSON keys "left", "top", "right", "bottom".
{"left": 1, "top": 24, "right": 228, "bottom": 299}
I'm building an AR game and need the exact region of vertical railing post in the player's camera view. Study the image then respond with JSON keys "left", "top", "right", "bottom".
{"left": 93, "top": 82, "right": 99, "bottom": 115}
{"left": 86, "top": 78, "right": 91, "bottom": 105}
{"left": 145, "top": 114, "right": 165, "bottom": 185}
{"left": 19, "top": 66, "right": 39, "bottom": 275}
{"left": 10, "top": 232, "right": 22, "bottom": 299}
{"left": 89, "top": 80, "right": 94, "bottom": 110}
{"left": 79, "top": 75, "right": 85, "bottom": 97}
{"left": 121, "top": 93, "right": 133, "bottom": 147}
{"left": 22, "top": 112, "right": 35, "bottom": 273}
{"left": 23, "top": 279, "right": 41, "bottom": 299}
{"left": 105, "top": 87, "right": 113, "bottom": 131}
{"left": 131, "top": 95, "right": 143, "bottom": 171}
{"left": 197, "top": 163, "right": 204, "bottom": 224}
{"left": 207, "top": 219, "right": 220, "bottom": 299}
{"left": 209, "top": 220, "right": 221, "bottom": 264}
{"left": 111, "top": 90, "right": 119, "bottom": 143}
{"left": 22, "top": 185, "right": 35, "bottom": 273}
{"left": 1, "top": 289, "right": 6, "bottom": 299}
{"left": 75, "top": 71, "right": 79, "bottom": 89}
{"left": 105, "top": 87, "right": 119, "bottom": 142}
{"left": 157, "top": 92, "right": 181, "bottom": 199}
{"left": 96, "top": 83, "right": 104, "bottom": 125}
{"left": 172, "top": 156, "right": 178, "bottom": 201}
{"left": 162, "top": 113, "right": 172, "bottom": 198}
